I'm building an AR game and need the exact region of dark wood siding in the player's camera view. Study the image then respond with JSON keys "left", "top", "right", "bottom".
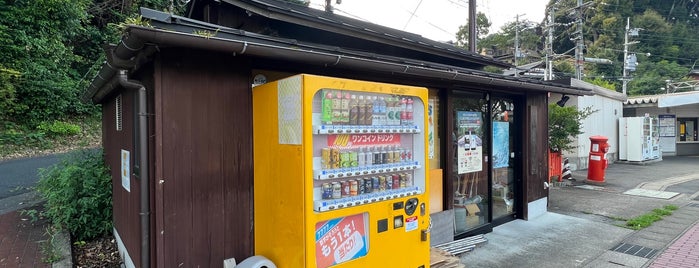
{"left": 102, "top": 85, "right": 143, "bottom": 266}
{"left": 523, "top": 93, "right": 549, "bottom": 219}
{"left": 155, "top": 49, "right": 253, "bottom": 267}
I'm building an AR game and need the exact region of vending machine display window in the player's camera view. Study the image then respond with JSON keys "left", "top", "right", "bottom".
{"left": 311, "top": 89, "right": 427, "bottom": 212}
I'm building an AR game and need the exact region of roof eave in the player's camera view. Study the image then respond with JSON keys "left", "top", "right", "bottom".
{"left": 85, "top": 19, "right": 589, "bottom": 103}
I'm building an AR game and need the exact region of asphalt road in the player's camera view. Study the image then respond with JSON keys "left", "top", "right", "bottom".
{"left": 0, "top": 154, "right": 65, "bottom": 200}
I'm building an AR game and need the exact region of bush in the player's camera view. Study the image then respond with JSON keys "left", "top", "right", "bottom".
{"left": 37, "top": 120, "right": 81, "bottom": 137}
{"left": 548, "top": 103, "right": 595, "bottom": 152}
{"left": 37, "top": 149, "right": 112, "bottom": 241}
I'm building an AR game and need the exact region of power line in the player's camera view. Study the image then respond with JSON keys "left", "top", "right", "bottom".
{"left": 403, "top": 0, "right": 425, "bottom": 30}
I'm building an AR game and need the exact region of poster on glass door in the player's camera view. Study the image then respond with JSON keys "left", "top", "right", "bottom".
{"left": 456, "top": 111, "right": 483, "bottom": 174}
{"left": 492, "top": 122, "right": 509, "bottom": 168}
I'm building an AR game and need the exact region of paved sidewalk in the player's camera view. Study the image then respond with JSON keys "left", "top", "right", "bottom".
{"left": 648, "top": 221, "right": 699, "bottom": 268}
{"left": 462, "top": 156, "right": 699, "bottom": 268}
{"left": 0, "top": 206, "right": 51, "bottom": 268}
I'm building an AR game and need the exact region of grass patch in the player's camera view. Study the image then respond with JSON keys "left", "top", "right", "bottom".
{"left": 624, "top": 206, "right": 677, "bottom": 230}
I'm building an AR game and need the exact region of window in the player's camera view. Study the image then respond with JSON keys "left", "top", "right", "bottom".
{"left": 115, "top": 95, "right": 123, "bottom": 131}
{"left": 677, "top": 118, "right": 698, "bottom": 142}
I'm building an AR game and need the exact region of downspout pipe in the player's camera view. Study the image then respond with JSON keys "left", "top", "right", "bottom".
{"left": 118, "top": 70, "right": 150, "bottom": 268}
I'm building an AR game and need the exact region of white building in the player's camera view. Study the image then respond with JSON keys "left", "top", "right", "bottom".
{"left": 550, "top": 78, "right": 627, "bottom": 170}
{"left": 624, "top": 91, "right": 699, "bottom": 156}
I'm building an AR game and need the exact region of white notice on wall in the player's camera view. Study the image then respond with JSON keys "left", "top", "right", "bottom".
{"left": 121, "top": 149, "right": 130, "bottom": 192}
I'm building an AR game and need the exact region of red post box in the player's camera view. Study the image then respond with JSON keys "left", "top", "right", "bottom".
{"left": 586, "top": 135, "right": 609, "bottom": 185}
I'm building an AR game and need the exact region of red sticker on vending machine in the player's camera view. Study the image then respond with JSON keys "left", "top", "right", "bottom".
{"left": 315, "top": 213, "right": 369, "bottom": 268}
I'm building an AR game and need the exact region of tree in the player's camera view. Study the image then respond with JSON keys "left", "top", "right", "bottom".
{"left": 0, "top": 0, "right": 93, "bottom": 124}
{"left": 548, "top": 103, "right": 594, "bottom": 152}
{"left": 454, "top": 12, "right": 491, "bottom": 48}
{"left": 479, "top": 19, "right": 541, "bottom": 63}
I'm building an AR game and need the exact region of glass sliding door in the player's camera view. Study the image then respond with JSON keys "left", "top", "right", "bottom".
{"left": 451, "top": 92, "right": 489, "bottom": 235}
{"left": 491, "top": 97, "right": 516, "bottom": 219}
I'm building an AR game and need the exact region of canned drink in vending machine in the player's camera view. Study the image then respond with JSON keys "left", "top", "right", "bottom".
{"left": 332, "top": 182, "right": 342, "bottom": 199}
{"left": 340, "top": 151, "right": 351, "bottom": 168}
{"left": 321, "top": 148, "right": 331, "bottom": 170}
{"left": 364, "top": 178, "right": 373, "bottom": 194}
{"left": 349, "top": 150, "right": 359, "bottom": 167}
{"left": 322, "top": 183, "right": 332, "bottom": 199}
{"left": 330, "top": 148, "right": 340, "bottom": 169}
{"left": 341, "top": 181, "right": 350, "bottom": 197}
{"left": 391, "top": 147, "right": 400, "bottom": 164}
{"left": 371, "top": 177, "right": 380, "bottom": 193}
{"left": 373, "top": 147, "right": 382, "bottom": 165}
{"left": 386, "top": 175, "right": 393, "bottom": 190}
{"left": 399, "top": 174, "right": 407, "bottom": 188}
{"left": 378, "top": 176, "right": 386, "bottom": 191}
{"left": 358, "top": 179, "right": 366, "bottom": 195}
{"left": 350, "top": 180, "right": 358, "bottom": 196}
{"left": 392, "top": 174, "right": 400, "bottom": 190}
{"left": 357, "top": 148, "right": 366, "bottom": 167}
{"left": 405, "top": 173, "right": 413, "bottom": 187}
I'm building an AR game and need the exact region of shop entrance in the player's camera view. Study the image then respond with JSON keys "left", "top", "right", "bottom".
{"left": 447, "top": 91, "right": 521, "bottom": 237}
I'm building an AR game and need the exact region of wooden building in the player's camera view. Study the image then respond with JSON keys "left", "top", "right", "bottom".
{"left": 85, "top": 1, "right": 591, "bottom": 267}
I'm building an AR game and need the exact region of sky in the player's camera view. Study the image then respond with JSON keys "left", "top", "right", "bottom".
{"left": 308, "top": 0, "right": 550, "bottom": 42}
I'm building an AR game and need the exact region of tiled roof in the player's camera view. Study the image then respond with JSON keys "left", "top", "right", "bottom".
{"left": 624, "top": 96, "right": 659, "bottom": 105}
{"left": 215, "top": 0, "right": 511, "bottom": 68}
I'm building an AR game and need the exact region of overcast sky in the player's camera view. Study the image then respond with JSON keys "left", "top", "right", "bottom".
{"left": 309, "top": 0, "right": 550, "bottom": 42}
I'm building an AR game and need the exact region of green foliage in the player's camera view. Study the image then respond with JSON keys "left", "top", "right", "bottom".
{"left": 0, "top": 0, "right": 182, "bottom": 135}
{"left": 40, "top": 226, "right": 63, "bottom": 263}
{"left": 37, "top": 121, "right": 82, "bottom": 137}
{"left": 584, "top": 77, "right": 617, "bottom": 91}
{"left": 0, "top": 124, "right": 50, "bottom": 148}
{"left": 624, "top": 206, "right": 676, "bottom": 230}
{"left": 548, "top": 103, "right": 595, "bottom": 152}
{"left": 455, "top": 12, "right": 491, "bottom": 47}
{"left": 0, "top": 66, "right": 20, "bottom": 118}
{"left": 578, "top": 0, "right": 699, "bottom": 94}
{"left": 0, "top": 0, "right": 97, "bottom": 125}
{"left": 475, "top": 19, "right": 540, "bottom": 66}
{"left": 626, "top": 213, "right": 662, "bottom": 230}
{"left": 37, "top": 149, "right": 112, "bottom": 241}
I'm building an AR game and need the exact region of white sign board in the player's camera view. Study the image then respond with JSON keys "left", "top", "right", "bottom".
{"left": 121, "top": 149, "right": 130, "bottom": 192}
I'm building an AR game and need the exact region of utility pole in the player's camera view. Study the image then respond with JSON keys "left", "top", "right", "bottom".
{"left": 574, "top": 0, "right": 584, "bottom": 80}
{"left": 621, "top": 17, "right": 640, "bottom": 94}
{"left": 514, "top": 14, "right": 524, "bottom": 77}
{"left": 469, "top": 0, "right": 477, "bottom": 52}
{"left": 544, "top": 7, "right": 555, "bottom": 81}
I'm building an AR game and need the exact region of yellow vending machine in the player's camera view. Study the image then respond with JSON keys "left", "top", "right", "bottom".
{"left": 253, "top": 74, "right": 430, "bottom": 268}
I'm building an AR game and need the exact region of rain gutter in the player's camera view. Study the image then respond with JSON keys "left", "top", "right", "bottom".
{"left": 85, "top": 26, "right": 590, "bottom": 104}
{"left": 117, "top": 70, "right": 150, "bottom": 268}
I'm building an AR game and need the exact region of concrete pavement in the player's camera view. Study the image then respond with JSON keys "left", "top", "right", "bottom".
{"left": 460, "top": 156, "right": 699, "bottom": 268}
{"left": 1, "top": 155, "right": 697, "bottom": 267}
